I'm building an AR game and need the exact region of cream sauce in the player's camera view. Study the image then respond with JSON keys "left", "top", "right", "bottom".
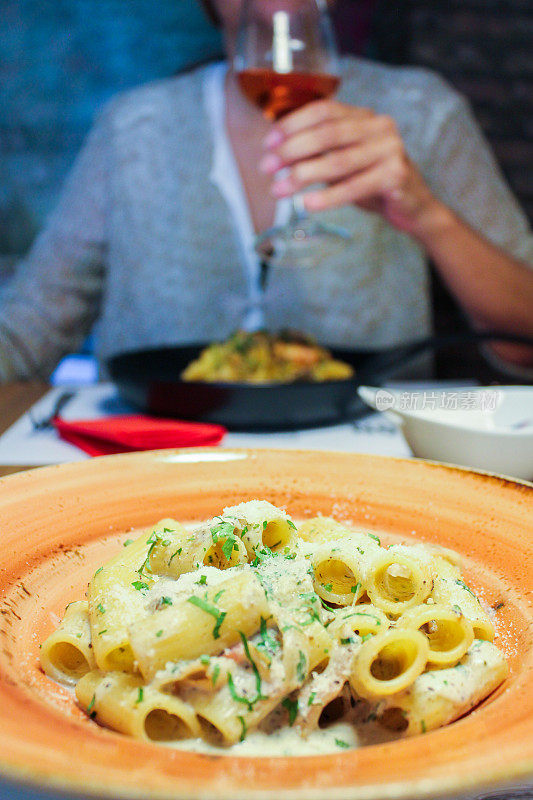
{"left": 169, "top": 718, "right": 399, "bottom": 757}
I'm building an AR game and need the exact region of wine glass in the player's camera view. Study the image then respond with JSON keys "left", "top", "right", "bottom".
{"left": 234, "top": 0, "right": 352, "bottom": 268}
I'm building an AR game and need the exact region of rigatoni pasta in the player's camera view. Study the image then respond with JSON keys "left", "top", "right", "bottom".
{"left": 41, "top": 502, "right": 508, "bottom": 753}
{"left": 40, "top": 601, "right": 95, "bottom": 684}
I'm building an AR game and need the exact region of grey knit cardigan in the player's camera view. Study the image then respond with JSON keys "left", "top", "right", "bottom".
{"left": 1, "top": 57, "right": 532, "bottom": 380}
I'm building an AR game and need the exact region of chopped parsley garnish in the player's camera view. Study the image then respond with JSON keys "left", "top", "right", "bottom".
{"left": 168, "top": 548, "right": 182, "bottom": 566}
{"left": 136, "top": 687, "right": 144, "bottom": 704}
{"left": 296, "top": 650, "right": 307, "bottom": 683}
{"left": 237, "top": 715, "right": 247, "bottom": 742}
{"left": 351, "top": 582, "right": 361, "bottom": 594}
{"left": 156, "top": 629, "right": 163, "bottom": 637}
{"left": 251, "top": 545, "right": 276, "bottom": 567}
{"left": 210, "top": 520, "right": 240, "bottom": 562}
{"left": 131, "top": 580, "right": 150, "bottom": 592}
{"left": 320, "top": 598, "right": 339, "bottom": 613}
{"left": 323, "top": 583, "right": 333, "bottom": 592}
{"left": 87, "top": 694, "right": 96, "bottom": 714}
{"left": 342, "top": 611, "right": 380, "bottom": 623}
{"left": 187, "top": 596, "right": 227, "bottom": 639}
{"left": 421, "top": 719, "right": 426, "bottom": 733}
{"left": 159, "top": 596, "right": 173, "bottom": 607}
{"left": 98, "top": 629, "right": 107, "bottom": 636}
{"left": 367, "top": 533, "right": 381, "bottom": 545}
{"left": 335, "top": 738, "right": 350, "bottom": 748}
{"left": 455, "top": 579, "right": 477, "bottom": 599}
{"left": 361, "top": 633, "right": 373, "bottom": 642}
{"left": 200, "top": 655, "right": 210, "bottom": 665}
{"left": 228, "top": 673, "right": 255, "bottom": 711}
{"left": 213, "top": 589, "right": 226, "bottom": 604}
{"left": 123, "top": 539, "right": 134, "bottom": 547}
{"left": 238, "top": 631, "right": 264, "bottom": 698}
{"left": 212, "top": 664, "right": 220, "bottom": 686}
{"left": 286, "top": 520, "right": 297, "bottom": 531}
{"left": 196, "top": 575, "right": 207, "bottom": 586}
{"left": 257, "top": 616, "right": 279, "bottom": 657}
{"left": 137, "top": 531, "right": 161, "bottom": 578}
{"left": 340, "top": 637, "right": 353, "bottom": 645}
{"left": 96, "top": 603, "right": 106, "bottom": 614}
{"left": 282, "top": 697, "right": 298, "bottom": 726}
{"left": 222, "top": 536, "right": 237, "bottom": 561}
{"left": 308, "top": 692, "right": 316, "bottom": 706}
{"left": 94, "top": 567, "right": 103, "bottom": 577}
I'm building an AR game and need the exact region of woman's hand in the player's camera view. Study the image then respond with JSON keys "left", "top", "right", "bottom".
{"left": 259, "top": 99, "right": 445, "bottom": 242}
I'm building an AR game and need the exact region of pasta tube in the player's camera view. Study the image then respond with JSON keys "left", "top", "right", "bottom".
{"left": 430, "top": 557, "right": 495, "bottom": 641}
{"left": 129, "top": 570, "right": 270, "bottom": 680}
{"left": 366, "top": 544, "right": 434, "bottom": 615}
{"left": 222, "top": 500, "right": 296, "bottom": 556}
{"left": 76, "top": 670, "right": 200, "bottom": 741}
{"left": 374, "top": 640, "right": 509, "bottom": 736}
{"left": 149, "top": 518, "right": 248, "bottom": 577}
{"left": 192, "top": 683, "right": 285, "bottom": 746}
{"left": 328, "top": 604, "right": 390, "bottom": 641}
{"left": 397, "top": 603, "right": 474, "bottom": 667}
{"left": 88, "top": 530, "right": 158, "bottom": 672}
{"left": 280, "top": 620, "right": 332, "bottom": 686}
{"left": 40, "top": 601, "right": 95, "bottom": 685}
{"left": 311, "top": 542, "right": 365, "bottom": 605}
{"left": 298, "top": 517, "right": 382, "bottom": 558}
{"left": 297, "top": 644, "right": 360, "bottom": 732}
{"left": 350, "top": 628, "right": 429, "bottom": 699}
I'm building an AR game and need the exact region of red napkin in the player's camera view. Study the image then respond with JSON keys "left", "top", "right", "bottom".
{"left": 53, "top": 415, "right": 226, "bottom": 457}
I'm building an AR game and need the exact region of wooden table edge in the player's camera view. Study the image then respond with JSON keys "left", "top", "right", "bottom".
{"left": 0, "top": 381, "right": 49, "bottom": 477}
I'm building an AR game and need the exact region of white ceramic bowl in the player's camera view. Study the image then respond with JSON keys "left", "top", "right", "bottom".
{"left": 358, "top": 385, "right": 533, "bottom": 480}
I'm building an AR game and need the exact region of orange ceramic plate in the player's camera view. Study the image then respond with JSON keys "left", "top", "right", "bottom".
{"left": 0, "top": 449, "right": 532, "bottom": 800}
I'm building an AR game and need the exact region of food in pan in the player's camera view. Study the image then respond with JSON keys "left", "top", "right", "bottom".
{"left": 180, "top": 330, "right": 354, "bottom": 383}
{"left": 41, "top": 501, "right": 508, "bottom": 754}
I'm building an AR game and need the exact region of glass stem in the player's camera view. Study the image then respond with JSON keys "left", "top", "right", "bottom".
{"left": 289, "top": 192, "right": 309, "bottom": 225}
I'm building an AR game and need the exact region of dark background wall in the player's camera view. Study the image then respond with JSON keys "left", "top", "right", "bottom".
{"left": 0, "top": 0, "right": 223, "bottom": 278}
{"left": 369, "top": 0, "right": 533, "bottom": 376}
{"left": 1, "top": 0, "right": 531, "bottom": 278}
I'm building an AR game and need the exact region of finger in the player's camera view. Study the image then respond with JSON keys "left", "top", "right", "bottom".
{"left": 264, "top": 100, "right": 374, "bottom": 146}
{"left": 273, "top": 136, "right": 401, "bottom": 196}
{"left": 260, "top": 114, "right": 395, "bottom": 173}
{"left": 303, "top": 158, "right": 407, "bottom": 211}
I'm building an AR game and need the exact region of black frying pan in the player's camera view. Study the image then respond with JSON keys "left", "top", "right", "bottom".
{"left": 107, "top": 332, "right": 533, "bottom": 431}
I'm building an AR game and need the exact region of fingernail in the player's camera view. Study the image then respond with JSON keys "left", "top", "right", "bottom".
{"left": 264, "top": 129, "right": 284, "bottom": 148}
{"left": 259, "top": 153, "right": 283, "bottom": 174}
{"left": 272, "top": 178, "right": 294, "bottom": 198}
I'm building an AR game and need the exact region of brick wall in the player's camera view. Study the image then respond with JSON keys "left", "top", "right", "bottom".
{"left": 382, "top": 0, "right": 533, "bottom": 223}
{"left": 371, "top": 0, "right": 533, "bottom": 377}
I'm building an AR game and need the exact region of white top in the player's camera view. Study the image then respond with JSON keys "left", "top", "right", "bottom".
{"left": 204, "top": 62, "right": 290, "bottom": 330}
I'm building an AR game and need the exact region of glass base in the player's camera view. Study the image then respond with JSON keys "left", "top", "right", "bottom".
{"left": 255, "top": 217, "right": 352, "bottom": 268}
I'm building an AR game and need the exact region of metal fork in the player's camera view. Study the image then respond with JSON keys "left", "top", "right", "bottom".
{"left": 28, "top": 390, "right": 76, "bottom": 431}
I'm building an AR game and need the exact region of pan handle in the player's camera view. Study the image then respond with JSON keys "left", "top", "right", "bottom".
{"left": 357, "top": 331, "right": 533, "bottom": 383}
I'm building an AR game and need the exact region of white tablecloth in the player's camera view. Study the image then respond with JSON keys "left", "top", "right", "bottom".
{"left": 0, "top": 383, "right": 412, "bottom": 465}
